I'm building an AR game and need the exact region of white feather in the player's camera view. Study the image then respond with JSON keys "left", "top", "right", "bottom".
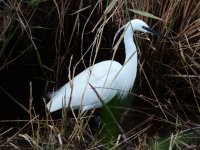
{"left": 47, "top": 19, "right": 150, "bottom": 112}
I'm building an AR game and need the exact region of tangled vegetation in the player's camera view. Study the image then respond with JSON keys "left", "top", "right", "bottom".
{"left": 0, "top": 0, "right": 200, "bottom": 149}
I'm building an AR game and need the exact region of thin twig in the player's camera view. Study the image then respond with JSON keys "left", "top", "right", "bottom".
{"left": 89, "top": 83, "right": 133, "bottom": 148}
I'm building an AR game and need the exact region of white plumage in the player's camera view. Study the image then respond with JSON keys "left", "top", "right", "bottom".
{"left": 47, "top": 19, "right": 153, "bottom": 112}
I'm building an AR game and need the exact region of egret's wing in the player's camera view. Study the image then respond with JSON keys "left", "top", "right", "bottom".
{"left": 47, "top": 60, "right": 122, "bottom": 112}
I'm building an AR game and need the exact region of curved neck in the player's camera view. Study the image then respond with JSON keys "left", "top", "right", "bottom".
{"left": 123, "top": 26, "right": 137, "bottom": 63}
{"left": 115, "top": 25, "right": 138, "bottom": 98}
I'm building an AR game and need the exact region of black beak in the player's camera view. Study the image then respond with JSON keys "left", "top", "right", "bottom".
{"left": 142, "top": 26, "right": 169, "bottom": 41}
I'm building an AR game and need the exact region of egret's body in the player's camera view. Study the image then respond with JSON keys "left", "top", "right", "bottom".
{"left": 47, "top": 19, "right": 165, "bottom": 112}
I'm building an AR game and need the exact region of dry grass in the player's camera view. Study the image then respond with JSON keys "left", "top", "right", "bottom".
{"left": 0, "top": 0, "right": 200, "bottom": 149}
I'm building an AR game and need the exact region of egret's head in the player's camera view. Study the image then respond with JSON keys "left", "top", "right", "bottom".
{"left": 127, "top": 19, "right": 169, "bottom": 40}
{"left": 128, "top": 19, "right": 149, "bottom": 33}
{"left": 113, "top": 19, "right": 168, "bottom": 47}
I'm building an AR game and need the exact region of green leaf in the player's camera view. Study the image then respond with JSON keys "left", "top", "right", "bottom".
{"left": 104, "top": 0, "right": 118, "bottom": 14}
{"left": 129, "top": 9, "right": 163, "bottom": 20}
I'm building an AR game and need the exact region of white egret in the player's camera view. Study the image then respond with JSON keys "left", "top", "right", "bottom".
{"left": 47, "top": 19, "right": 167, "bottom": 112}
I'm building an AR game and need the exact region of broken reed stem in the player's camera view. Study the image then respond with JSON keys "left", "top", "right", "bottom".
{"left": 89, "top": 83, "right": 133, "bottom": 148}
{"left": 29, "top": 81, "right": 35, "bottom": 139}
